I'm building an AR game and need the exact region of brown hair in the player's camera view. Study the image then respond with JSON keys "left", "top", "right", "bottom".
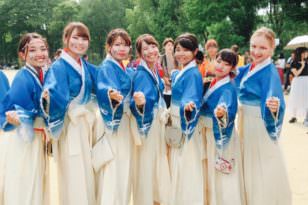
{"left": 251, "top": 27, "right": 276, "bottom": 49}
{"left": 135, "top": 34, "right": 159, "bottom": 56}
{"left": 162, "top": 37, "right": 174, "bottom": 47}
{"left": 62, "top": 22, "right": 90, "bottom": 46}
{"left": 205, "top": 39, "right": 218, "bottom": 50}
{"left": 105, "top": 28, "right": 131, "bottom": 50}
{"left": 18, "top": 32, "right": 48, "bottom": 60}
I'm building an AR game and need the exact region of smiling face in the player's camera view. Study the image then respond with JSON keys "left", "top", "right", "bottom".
{"left": 174, "top": 44, "right": 196, "bottom": 67}
{"left": 250, "top": 35, "right": 274, "bottom": 65}
{"left": 65, "top": 28, "right": 89, "bottom": 56}
{"left": 22, "top": 38, "right": 49, "bottom": 68}
{"left": 141, "top": 41, "right": 159, "bottom": 66}
{"left": 108, "top": 36, "right": 130, "bottom": 62}
{"left": 214, "top": 56, "right": 233, "bottom": 79}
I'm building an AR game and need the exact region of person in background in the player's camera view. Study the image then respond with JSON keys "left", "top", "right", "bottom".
{"left": 275, "top": 53, "right": 285, "bottom": 85}
{"left": 244, "top": 51, "right": 253, "bottom": 65}
{"left": 199, "top": 39, "right": 219, "bottom": 92}
{"left": 288, "top": 47, "right": 308, "bottom": 125}
{"left": 160, "top": 37, "right": 176, "bottom": 108}
{"left": 53, "top": 48, "right": 62, "bottom": 61}
{"left": 231, "top": 44, "right": 245, "bottom": 67}
{"left": 284, "top": 51, "right": 295, "bottom": 93}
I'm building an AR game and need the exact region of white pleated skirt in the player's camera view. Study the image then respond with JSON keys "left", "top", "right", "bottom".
{"left": 1, "top": 119, "right": 49, "bottom": 205}
{"left": 201, "top": 116, "right": 245, "bottom": 205}
{"left": 131, "top": 109, "right": 171, "bottom": 205}
{"left": 54, "top": 104, "right": 96, "bottom": 205}
{"left": 168, "top": 106, "right": 206, "bottom": 205}
{"left": 288, "top": 75, "right": 308, "bottom": 118}
{"left": 240, "top": 104, "right": 291, "bottom": 205}
{"left": 96, "top": 112, "right": 133, "bottom": 205}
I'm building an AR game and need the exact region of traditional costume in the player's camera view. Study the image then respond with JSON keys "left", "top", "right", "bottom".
{"left": 95, "top": 55, "right": 134, "bottom": 205}
{"left": 167, "top": 60, "right": 205, "bottom": 205}
{"left": 43, "top": 50, "right": 97, "bottom": 205}
{"left": 130, "top": 60, "right": 171, "bottom": 205}
{"left": 0, "top": 64, "right": 49, "bottom": 205}
{"left": 235, "top": 58, "right": 291, "bottom": 205}
{"left": 200, "top": 75, "right": 245, "bottom": 205}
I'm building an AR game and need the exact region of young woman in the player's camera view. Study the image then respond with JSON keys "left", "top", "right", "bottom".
{"left": 130, "top": 34, "right": 171, "bottom": 205}
{"left": 95, "top": 28, "right": 134, "bottom": 205}
{"left": 200, "top": 49, "right": 245, "bottom": 205}
{"left": 42, "top": 22, "right": 97, "bottom": 205}
{"left": 235, "top": 27, "right": 291, "bottom": 205}
{"left": 167, "top": 33, "right": 205, "bottom": 205}
{"left": 0, "top": 33, "right": 49, "bottom": 205}
{"left": 288, "top": 47, "right": 308, "bottom": 125}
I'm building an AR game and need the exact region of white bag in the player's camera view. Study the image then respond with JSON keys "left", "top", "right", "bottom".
{"left": 91, "top": 133, "right": 114, "bottom": 172}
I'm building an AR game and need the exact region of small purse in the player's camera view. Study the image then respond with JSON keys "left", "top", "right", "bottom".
{"left": 165, "top": 115, "right": 185, "bottom": 148}
{"left": 215, "top": 156, "right": 234, "bottom": 174}
{"left": 91, "top": 132, "right": 114, "bottom": 172}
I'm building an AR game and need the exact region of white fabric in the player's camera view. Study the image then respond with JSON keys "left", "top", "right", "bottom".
{"left": 203, "top": 75, "right": 230, "bottom": 102}
{"left": 0, "top": 131, "right": 12, "bottom": 203}
{"left": 130, "top": 109, "right": 171, "bottom": 205}
{"left": 96, "top": 112, "right": 133, "bottom": 205}
{"left": 55, "top": 104, "right": 96, "bottom": 205}
{"left": 1, "top": 119, "right": 49, "bottom": 205}
{"left": 287, "top": 76, "right": 308, "bottom": 118}
{"left": 201, "top": 117, "right": 245, "bottom": 205}
{"left": 240, "top": 104, "right": 291, "bottom": 205}
{"left": 168, "top": 107, "right": 206, "bottom": 205}
{"left": 275, "top": 59, "right": 285, "bottom": 69}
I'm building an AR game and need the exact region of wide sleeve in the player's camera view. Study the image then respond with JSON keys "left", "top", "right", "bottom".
{"left": 260, "top": 65, "right": 285, "bottom": 141}
{"left": 130, "top": 71, "right": 158, "bottom": 136}
{"left": 96, "top": 62, "right": 123, "bottom": 131}
{"left": 85, "top": 61, "right": 98, "bottom": 95}
{"left": 212, "top": 88, "right": 238, "bottom": 149}
{"left": 0, "top": 71, "right": 37, "bottom": 142}
{"left": 179, "top": 69, "right": 203, "bottom": 139}
{"left": 42, "top": 62, "right": 70, "bottom": 139}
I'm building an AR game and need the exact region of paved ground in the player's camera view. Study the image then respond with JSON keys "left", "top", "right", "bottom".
{"left": 3, "top": 69, "right": 308, "bottom": 205}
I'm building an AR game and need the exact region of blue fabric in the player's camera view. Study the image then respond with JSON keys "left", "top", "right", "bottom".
{"left": 235, "top": 62, "right": 285, "bottom": 140}
{"left": 96, "top": 58, "right": 133, "bottom": 132}
{"left": 130, "top": 64, "right": 165, "bottom": 137}
{"left": 201, "top": 81, "right": 238, "bottom": 149}
{"left": 0, "top": 67, "right": 45, "bottom": 141}
{"left": 0, "top": 70, "right": 9, "bottom": 102}
{"left": 171, "top": 66, "right": 203, "bottom": 139}
{"left": 43, "top": 58, "right": 97, "bottom": 138}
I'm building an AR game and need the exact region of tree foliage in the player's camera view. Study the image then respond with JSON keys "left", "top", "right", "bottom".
{"left": 0, "top": 0, "right": 307, "bottom": 65}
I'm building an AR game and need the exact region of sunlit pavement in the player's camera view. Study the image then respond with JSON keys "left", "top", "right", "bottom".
{"left": 4, "top": 69, "right": 308, "bottom": 205}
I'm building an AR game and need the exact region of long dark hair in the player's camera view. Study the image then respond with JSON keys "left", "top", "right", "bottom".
{"left": 294, "top": 47, "right": 307, "bottom": 62}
